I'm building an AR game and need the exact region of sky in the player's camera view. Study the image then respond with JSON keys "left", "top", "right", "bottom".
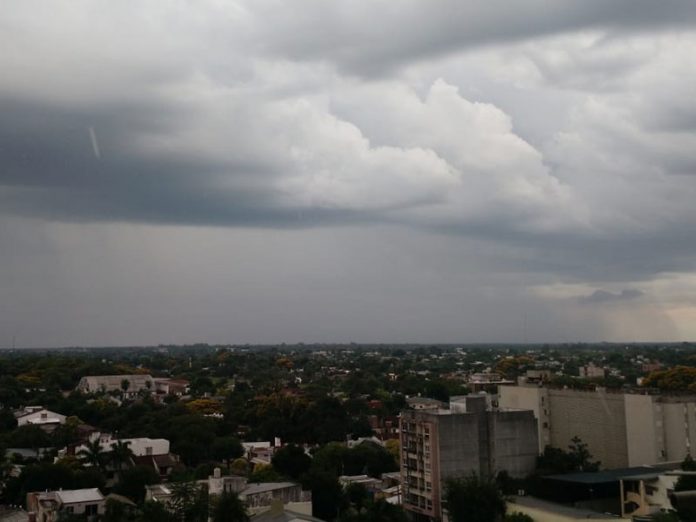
{"left": 2, "top": 1, "right": 696, "bottom": 347}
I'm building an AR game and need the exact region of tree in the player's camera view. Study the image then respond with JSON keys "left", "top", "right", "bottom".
{"left": 5, "top": 425, "right": 51, "bottom": 452}
{"left": 170, "top": 481, "right": 208, "bottom": 522}
{"left": 109, "top": 440, "right": 135, "bottom": 476}
{"left": 121, "top": 379, "right": 131, "bottom": 395}
{"left": 137, "top": 501, "right": 172, "bottom": 522}
{"left": 212, "top": 437, "right": 244, "bottom": 467}
{"left": 210, "top": 491, "right": 249, "bottom": 522}
{"left": 444, "top": 475, "right": 506, "bottom": 522}
{"left": 249, "top": 463, "right": 283, "bottom": 483}
{"left": 304, "top": 470, "right": 346, "bottom": 521}
{"left": 271, "top": 444, "right": 311, "bottom": 480}
{"left": 568, "top": 436, "right": 600, "bottom": 472}
{"left": 112, "top": 465, "right": 161, "bottom": 504}
{"left": 78, "top": 439, "right": 106, "bottom": 471}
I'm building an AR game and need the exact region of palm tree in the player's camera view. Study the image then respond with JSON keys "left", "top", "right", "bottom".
{"left": 109, "top": 440, "right": 134, "bottom": 476}
{"left": 77, "top": 438, "right": 106, "bottom": 471}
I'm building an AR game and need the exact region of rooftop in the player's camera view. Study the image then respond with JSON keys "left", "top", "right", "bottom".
{"left": 508, "top": 496, "right": 622, "bottom": 520}
{"left": 243, "top": 482, "right": 298, "bottom": 496}
{"left": 544, "top": 466, "right": 659, "bottom": 485}
{"left": 55, "top": 488, "right": 104, "bottom": 504}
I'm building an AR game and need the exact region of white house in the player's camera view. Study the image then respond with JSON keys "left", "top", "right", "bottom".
{"left": 27, "top": 488, "right": 105, "bottom": 521}
{"left": 77, "top": 434, "right": 170, "bottom": 457}
{"left": 15, "top": 407, "right": 66, "bottom": 431}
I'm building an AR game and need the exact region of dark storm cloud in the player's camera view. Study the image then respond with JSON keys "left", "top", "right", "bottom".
{"left": 2, "top": 0, "right": 696, "bottom": 345}
{"left": 250, "top": 0, "right": 696, "bottom": 75}
{"left": 578, "top": 288, "right": 644, "bottom": 304}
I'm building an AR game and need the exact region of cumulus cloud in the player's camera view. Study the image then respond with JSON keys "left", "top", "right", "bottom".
{"left": 2, "top": 0, "right": 696, "bottom": 344}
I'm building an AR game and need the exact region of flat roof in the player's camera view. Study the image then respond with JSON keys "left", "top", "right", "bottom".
{"left": 243, "top": 482, "right": 298, "bottom": 496}
{"left": 56, "top": 488, "right": 104, "bottom": 504}
{"left": 544, "top": 466, "right": 657, "bottom": 485}
{"left": 508, "top": 496, "right": 621, "bottom": 520}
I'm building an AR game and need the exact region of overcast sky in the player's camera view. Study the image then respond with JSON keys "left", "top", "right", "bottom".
{"left": 2, "top": 1, "right": 696, "bottom": 347}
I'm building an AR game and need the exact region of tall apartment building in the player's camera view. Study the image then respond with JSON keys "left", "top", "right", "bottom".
{"left": 399, "top": 395, "right": 538, "bottom": 521}
{"left": 499, "top": 385, "right": 696, "bottom": 469}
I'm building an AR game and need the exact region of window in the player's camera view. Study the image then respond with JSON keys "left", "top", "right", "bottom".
{"left": 85, "top": 504, "right": 98, "bottom": 516}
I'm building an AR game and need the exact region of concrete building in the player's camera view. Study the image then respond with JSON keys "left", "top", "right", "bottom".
{"left": 620, "top": 469, "right": 682, "bottom": 518}
{"left": 499, "top": 385, "right": 696, "bottom": 468}
{"left": 400, "top": 395, "right": 538, "bottom": 521}
{"left": 579, "top": 363, "right": 605, "bottom": 379}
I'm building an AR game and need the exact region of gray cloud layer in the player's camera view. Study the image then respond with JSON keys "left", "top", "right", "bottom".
{"left": 2, "top": 1, "right": 696, "bottom": 345}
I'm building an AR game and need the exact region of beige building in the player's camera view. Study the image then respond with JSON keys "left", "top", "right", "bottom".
{"left": 76, "top": 374, "right": 154, "bottom": 398}
{"left": 499, "top": 385, "right": 696, "bottom": 468}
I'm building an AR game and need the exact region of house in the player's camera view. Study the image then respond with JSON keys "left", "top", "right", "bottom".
{"left": 76, "top": 375, "right": 154, "bottom": 398}
{"left": 15, "top": 407, "right": 66, "bottom": 432}
{"left": 71, "top": 434, "right": 177, "bottom": 478}
{"left": 153, "top": 378, "right": 190, "bottom": 398}
{"left": 242, "top": 482, "right": 309, "bottom": 512}
{"left": 251, "top": 499, "right": 325, "bottom": 521}
{"left": 27, "top": 488, "right": 105, "bottom": 521}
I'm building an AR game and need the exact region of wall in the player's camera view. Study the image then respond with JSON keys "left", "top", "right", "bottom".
{"left": 548, "top": 389, "right": 628, "bottom": 469}
{"left": 625, "top": 394, "right": 663, "bottom": 466}
{"left": 490, "top": 410, "right": 538, "bottom": 478}
{"left": 499, "top": 385, "right": 548, "bottom": 452}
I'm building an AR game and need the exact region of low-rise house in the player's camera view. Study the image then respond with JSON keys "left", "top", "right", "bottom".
{"left": 153, "top": 378, "right": 190, "bottom": 398}
{"left": 15, "top": 407, "right": 66, "bottom": 432}
{"left": 27, "top": 488, "right": 105, "bottom": 521}
{"left": 251, "top": 499, "right": 325, "bottom": 521}
{"left": 70, "top": 434, "right": 177, "bottom": 478}
{"left": 242, "top": 482, "right": 308, "bottom": 512}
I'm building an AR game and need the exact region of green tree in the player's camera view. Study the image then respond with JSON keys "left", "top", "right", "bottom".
{"left": 304, "top": 471, "right": 346, "bottom": 521}
{"left": 5, "top": 425, "right": 51, "bottom": 452}
{"left": 444, "top": 475, "right": 506, "bottom": 522}
{"left": 112, "top": 465, "right": 161, "bottom": 503}
{"left": 138, "top": 501, "right": 172, "bottom": 522}
{"left": 210, "top": 491, "right": 249, "bottom": 522}
{"left": 249, "top": 463, "right": 283, "bottom": 483}
{"left": 271, "top": 444, "right": 311, "bottom": 480}
{"left": 568, "top": 436, "right": 600, "bottom": 471}
{"left": 212, "top": 437, "right": 244, "bottom": 467}
{"left": 170, "top": 481, "right": 208, "bottom": 522}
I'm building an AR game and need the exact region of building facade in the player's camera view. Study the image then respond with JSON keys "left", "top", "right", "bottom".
{"left": 400, "top": 395, "right": 538, "bottom": 521}
{"left": 499, "top": 385, "right": 696, "bottom": 468}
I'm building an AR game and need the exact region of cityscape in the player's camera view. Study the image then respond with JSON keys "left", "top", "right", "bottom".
{"left": 1, "top": 343, "right": 696, "bottom": 521}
